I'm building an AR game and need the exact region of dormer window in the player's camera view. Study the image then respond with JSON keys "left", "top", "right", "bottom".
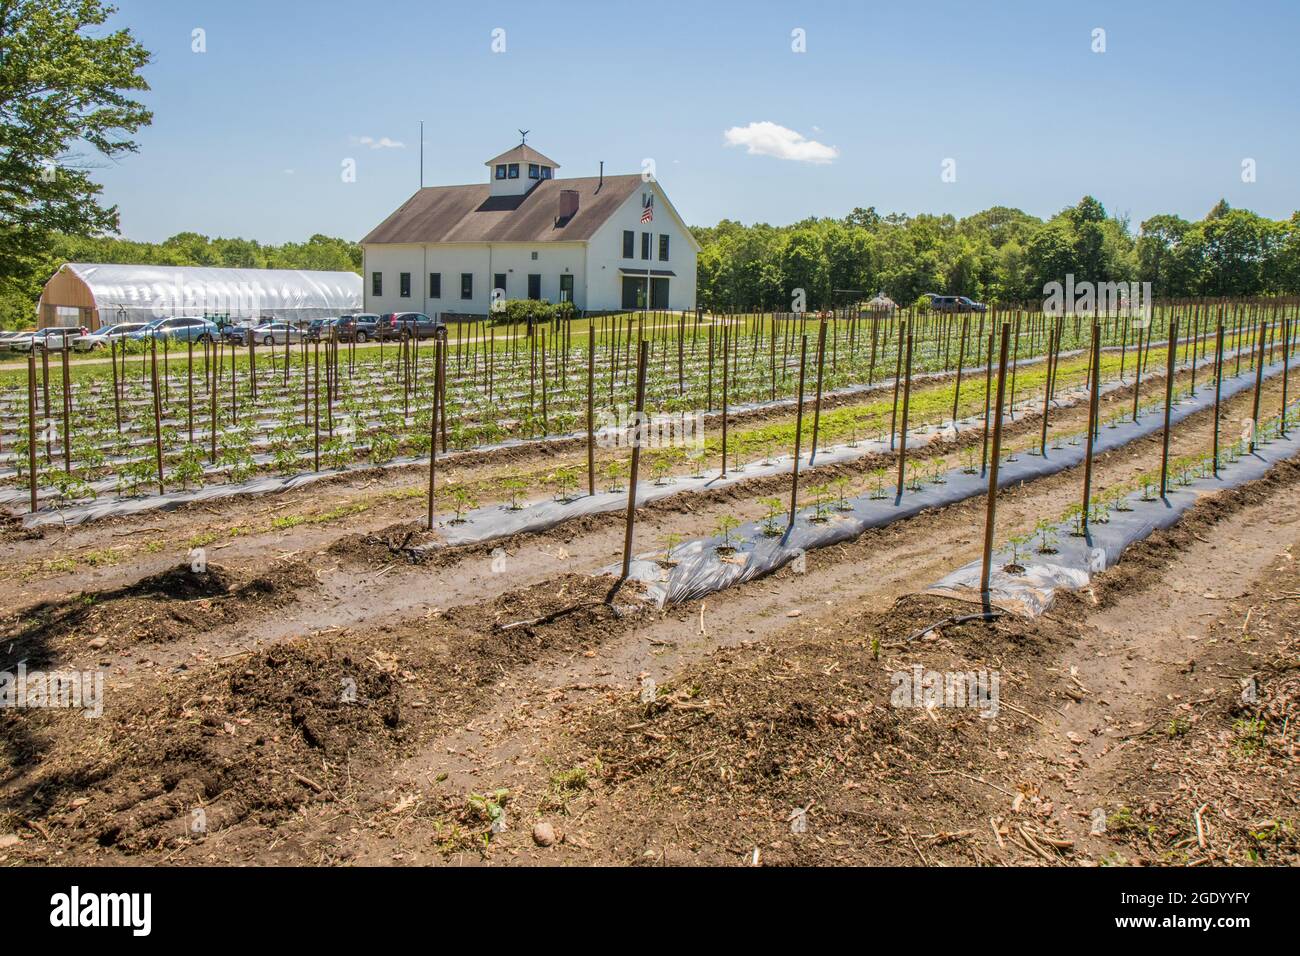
{"left": 541, "top": 166, "right": 552, "bottom": 179}
{"left": 495, "top": 164, "right": 507, "bottom": 180}
{"left": 528, "top": 163, "right": 540, "bottom": 179}
{"left": 507, "top": 164, "right": 520, "bottom": 179}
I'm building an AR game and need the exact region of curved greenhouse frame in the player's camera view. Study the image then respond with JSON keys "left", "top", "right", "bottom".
{"left": 37, "top": 263, "right": 362, "bottom": 330}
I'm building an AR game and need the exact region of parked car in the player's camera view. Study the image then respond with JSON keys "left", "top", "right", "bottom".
{"left": 8, "top": 326, "right": 85, "bottom": 352}
{"left": 251, "top": 322, "right": 304, "bottom": 346}
{"left": 72, "top": 322, "right": 150, "bottom": 351}
{"left": 375, "top": 312, "right": 446, "bottom": 341}
{"left": 333, "top": 313, "right": 380, "bottom": 343}
{"left": 305, "top": 317, "right": 340, "bottom": 342}
{"left": 220, "top": 323, "right": 253, "bottom": 346}
{"left": 0, "top": 328, "right": 38, "bottom": 352}
{"left": 129, "top": 316, "right": 219, "bottom": 343}
{"left": 925, "top": 294, "right": 986, "bottom": 313}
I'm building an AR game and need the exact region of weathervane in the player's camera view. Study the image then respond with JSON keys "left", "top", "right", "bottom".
{"left": 518, "top": 129, "right": 529, "bottom": 144}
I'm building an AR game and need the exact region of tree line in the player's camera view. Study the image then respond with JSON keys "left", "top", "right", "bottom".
{"left": 692, "top": 196, "right": 1300, "bottom": 311}
{"left": 5, "top": 197, "right": 1299, "bottom": 328}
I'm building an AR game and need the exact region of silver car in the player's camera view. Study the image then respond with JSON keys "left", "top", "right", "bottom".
{"left": 8, "top": 327, "right": 83, "bottom": 353}
{"left": 73, "top": 322, "right": 150, "bottom": 351}
{"left": 252, "top": 322, "right": 305, "bottom": 346}
{"left": 0, "top": 329, "right": 37, "bottom": 352}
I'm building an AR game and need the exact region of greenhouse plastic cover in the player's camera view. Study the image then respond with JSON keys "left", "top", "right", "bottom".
{"left": 61, "top": 263, "right": 361, "bottom": 322}
{"left": 928, "top": 413, "right": 1300, "bottom": 617}
{"left": 605, "top": 358, "right": 1290, "bottom": 608}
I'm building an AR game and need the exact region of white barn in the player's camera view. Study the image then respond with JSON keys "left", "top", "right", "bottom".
{"left": 361, "top": 141, "right": 699, "bottom": 316}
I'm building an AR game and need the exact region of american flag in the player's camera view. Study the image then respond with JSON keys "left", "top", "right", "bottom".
{"left": 640, "top": 205, "right": 653, "bottom": 223}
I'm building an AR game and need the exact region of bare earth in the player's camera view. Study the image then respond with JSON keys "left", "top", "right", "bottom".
{"left": 0, "top": 370, "right": 1294, "bottom": 867}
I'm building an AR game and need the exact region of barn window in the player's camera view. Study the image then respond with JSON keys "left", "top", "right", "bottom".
{"left": 495, "top": 164, "right": 507, "bottom": 180}
{"left": 659, "top": 235, "right": 669, "bottom": 261}
{"left": 399, "top": 272, "right": 411, "bottom": 298}
{"left": 371, "top": 272, "right": 382, "bottom": 296}
{"left": 461, "top": 273, "right": 473, "bottom": 300}
{"left": 622, "top": 231, "right": 634, "bottom": 258}
{"left": 528, "top": 163, "right": 540, "bottom": 179}
{"left": 429, "top": 273, "right": 441, "bottom": 298}
{"left": 507, "top": 164, "right": 519, "bottom": 179}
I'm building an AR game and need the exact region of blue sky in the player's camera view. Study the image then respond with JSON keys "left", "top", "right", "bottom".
{"left": 96, "top": 0, "right": 1300, "bottom": 243}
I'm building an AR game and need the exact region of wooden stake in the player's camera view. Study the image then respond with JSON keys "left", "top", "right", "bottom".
{"left": 60, "top": 344, "right": 72, "bottom": 472}
{"left": 426, "top": 338, "right": 442, "bottom": 530}
{"left": 1132, "top": 317, "right": 1148, "bottom": 422}
{"left": 979, "top": 322, "right": 1012, "bottom": 607}
{"left": 586, "top": 329, "right": 596, "bottom": 496}
{"left": 889, "top": 319, "right": 904, "bottom": 450}
{"left": 952, "top": 315, "right": 969, "bottom": 430}
{"left": 27, "top": 349, "right": 38, "bottom": 513}
{"left": 1080, "top": 324, "right": 1102, "bottom": 535}
{"left": 618, "top": 339, "right": 650, "bottom": 584}
{"left": 1213, "top": 322, "right": 1224, "bottom": 475}
{"left": 1159, "top": 318, "right": 1179, "bottom": 497}
{"left": 788, "top": 334, "right": 809, "bottom": 529}
{"left": 895, "top": 322, "right": 914, "bottom": 499}
{"left": 721, "top": 322, "right": 730, "bottom": 476}
{"left": 809, "top": 315, "right": 828, "bottom": 465}
{"left": 1039, "top": 323, "right": 1056, "bottom": 456}
{"left": 980, "top": 330, "right": 994, "bottom": 476}
{"left": 150, "top": 337, "right": 165, "bottom": 496}
{"left": 1250, "top": 310, "right": 1267, "bottom": 453}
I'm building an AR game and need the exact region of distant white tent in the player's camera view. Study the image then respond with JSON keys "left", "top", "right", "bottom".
{"left": 864, "top": 291, "right": 897, "bottom": 312}
{"left": 38, "top": 263, "right": 362, "bottom": 329}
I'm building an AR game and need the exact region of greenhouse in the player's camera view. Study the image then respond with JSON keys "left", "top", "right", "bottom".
{"left": 36, "top": 263, "right": 362, "bottom": 329}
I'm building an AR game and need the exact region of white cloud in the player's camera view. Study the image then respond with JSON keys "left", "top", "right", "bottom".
{"left": 723, "top": 121, "right": 838, "bottom": 164}
{"left": 353, "top": 135, "right": 406, "bottom": 150}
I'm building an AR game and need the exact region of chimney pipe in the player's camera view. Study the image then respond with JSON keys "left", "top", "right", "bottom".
{"left": 598, "top": 161, "right": 603, "bottom": 190}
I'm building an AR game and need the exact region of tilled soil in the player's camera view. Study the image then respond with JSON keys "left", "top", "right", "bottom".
{"left": 0, "top": 363, "right": 1293, "bottom": 866}
{"left": 0, "top": 560, "right": 317, "bottom": 669}
{"left": 0, "top": 574, "right": 650, "bottom": 860}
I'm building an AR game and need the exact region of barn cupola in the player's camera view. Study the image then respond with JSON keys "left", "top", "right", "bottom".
{"left": 485, "top": 135, "right": 559, "bottom": 197}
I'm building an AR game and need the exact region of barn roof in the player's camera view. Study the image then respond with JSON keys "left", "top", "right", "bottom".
{"left": 361, "top": 174, "right": 643, "bottom": 245}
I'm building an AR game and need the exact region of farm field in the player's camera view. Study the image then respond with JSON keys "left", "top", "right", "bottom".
{"left": 1, "top": 298, "right": 1296, "bottom": 867}
{"left": 0, "top": 303, "right": 1276, "bottom": 520}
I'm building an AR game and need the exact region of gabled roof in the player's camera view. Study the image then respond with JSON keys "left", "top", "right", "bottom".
{"left": 483, "top": 144, "right": 561, "bottom": 169}
{"left": 362, "top": 174, "right": 643, "bottom": 245}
